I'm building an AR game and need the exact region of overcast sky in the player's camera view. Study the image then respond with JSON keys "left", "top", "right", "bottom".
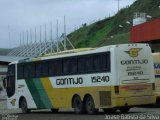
{"left": 0, "top": 0, "right": 135, "bottom": 48}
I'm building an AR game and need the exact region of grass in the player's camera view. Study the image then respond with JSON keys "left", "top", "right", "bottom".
{"left": 68, "top": 17, "right": 114, "bottom": 48}
{"left": 100, "top": 32, "right": 130, "bottom": 46}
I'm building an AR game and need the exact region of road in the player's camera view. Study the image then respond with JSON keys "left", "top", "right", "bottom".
{"left": 1, "top": 99, "right": 160, "bottom": 120}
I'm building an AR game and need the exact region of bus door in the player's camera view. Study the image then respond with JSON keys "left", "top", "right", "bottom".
{"left": 7, "top": 64, "right": 16, "bottom": 98}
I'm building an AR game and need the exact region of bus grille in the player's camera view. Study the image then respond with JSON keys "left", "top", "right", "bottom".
{"left": 99, "top": 91, "right": 111, "bottom": 106}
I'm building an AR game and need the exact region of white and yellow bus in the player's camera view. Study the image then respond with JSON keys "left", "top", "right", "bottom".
{"left": 6, "top": 44, "right": 155, "bottom": 114}
{"left": 152, "top": 53, "right": 160, "bottom": 104}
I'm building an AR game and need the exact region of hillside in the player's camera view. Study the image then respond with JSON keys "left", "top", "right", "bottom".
{"left": 0, "top": 48, "right": 11, "bottom": 55}
{"left": 67, "top": 0, "right": 160, "bottom": 48}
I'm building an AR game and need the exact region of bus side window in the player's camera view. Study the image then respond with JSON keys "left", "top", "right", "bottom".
{"left": 85, "top": 56, "right": 93, "bottom": 72}
{"left": 24, "top": 63, "right": 35, "bottom": 78}
{"left": 106, "top": 52, "right": 111, "bottom": 72}
{"left": 35, "top": 62, "right": 41, "bottom": 77}
{"left": 63, "top": 59, "right": 70, "bottom": 74}
{"left": 35, "top": 61, "right": 48, "bottom": 77}
{"left": 55, "top": 60, "right": 63, "bottom": 76}
{"left": 23, "top": 64, "right": 29, "bottom": 78}
{"left": 17, "top": 64, "right": 24, "bottom": 79}
{"left": 70, "top": 57, "right": 77, "bottom": 74}
{"left": 78, "top": 57, "right": 85, "bottom": 73}
{"left": 49, "top": 60, "right": 62, "bottom": 76}
{"left": 49, "top": 61, "right": 56, "bottom": 76}
{"left": 101, "top": 52, "right": 110, "bottom": 72}
{"left": 41, "top": 61, "right": 48, "bottom": 77}
{"left": 93, "top": 55, "right": 101, "bottom": 72}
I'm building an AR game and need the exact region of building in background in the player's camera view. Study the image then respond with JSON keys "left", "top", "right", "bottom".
{"left": 130, "top": 18, "right": 160, "bottom": 52}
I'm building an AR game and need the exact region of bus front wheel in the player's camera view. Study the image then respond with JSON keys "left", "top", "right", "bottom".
{"left": 73, "top": 96, "right": 85, "bottom": 114}
{"left": 85, "top": 96, "right": 98, "bottom": 114}
{"left": 20, "top": 98, "right": 30, "bottom": 113}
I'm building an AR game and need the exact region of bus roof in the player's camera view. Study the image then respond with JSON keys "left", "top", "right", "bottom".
{"left": 11, "top": 43, "right": 149, "bottom": 64}
{"left": 44, "top": 48, "right": 95, "bottom": 57}
{"left": 31, "top": 48, "right": 96, "bottom": 61}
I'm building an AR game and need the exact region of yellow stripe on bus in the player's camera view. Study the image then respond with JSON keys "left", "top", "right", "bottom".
{"left": 40, "top": 77, "right": 69, "bottom": 108}
{"left": 40, "top": 77, "right": 55, "bottom": 107}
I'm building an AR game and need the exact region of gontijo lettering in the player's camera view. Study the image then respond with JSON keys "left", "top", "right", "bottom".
{"left": 121, "top": 59, "right": 148, "bottom": 65}
{"left": 56, "top": 77, "right": 83, "bottom": 85}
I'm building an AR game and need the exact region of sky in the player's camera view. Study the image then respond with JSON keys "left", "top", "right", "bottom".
{"left": 0, "top": 0, "right": 135, "bottom": 48}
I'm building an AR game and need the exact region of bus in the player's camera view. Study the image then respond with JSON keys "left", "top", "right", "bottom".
{"left": 6, "top": 44, "right": 156, "bottom": 114}
{"left": 152, "top": 53, "right": 160, "bottom": 104}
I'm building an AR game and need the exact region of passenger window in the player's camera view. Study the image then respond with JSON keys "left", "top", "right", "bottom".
{"left": 35, "top": 61, "right": 48, "bottom": 77}
{"left": 93, "top": 55, "right": 101, "bottom": 71}
{"left": 17, "top": 64, "right": 23, "bottom": 79}
{"left": 63, "top": 59, "right": 70, "bottom": 74}
{"left": 85, "top": 56, "right": 93, "bottom": 72}
{"left": 70, "top": 58, "right": 77, "bottom": 74}
{"left": 24, "top": 63, "right": 35, "bottom": 78}
{"left": 78, "top": 57, "right": 85, "bottom": 73}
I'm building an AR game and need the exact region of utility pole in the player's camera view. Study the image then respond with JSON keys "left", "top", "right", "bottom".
{"left": 44, "top": 24, "right": 47, "bottom": 54}
{"left": 45, "top": 24, "right": 47, "bottom": 42}
{"left": 35, "top": 27, "right": 37, "bottom": 43}
{"left": 50, "top": 22, "right": 52, "bottom": 40}
{"left": 8, "top": 25, "right": 11, "bottom": 48}
{"left": 30, "top": 29, "right": 33, "bottom": 56}
{"left": 20, "top": 32, "right": 22, "bottom": 46}
{"left": 30, "top": 29, "right": 32, "bottom": 44}
{"left": 64, "top": 16, "right": 67, "bottom": 51}
{"left": 50, "top": 22, "right": 53, "bottom": 53}
{"left": 56, "top": 19, "right": 59, "bottom": 52}
{"left": 118, "top": 0, "right": 119, "bottom": 12}
{"left": 23, "top": 32, "right": 25, "bottom": 45}
{"left": 27, "top": 30, "right": 29, "bottom": 45}
{"left": 40, "top": 25, "right": 42, "bottom": 42}
{"left": 39, "top": 25, "right": 42, "bottom": 55}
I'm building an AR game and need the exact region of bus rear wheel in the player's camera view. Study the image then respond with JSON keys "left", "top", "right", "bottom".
{"left": 85, "top": 96, "right": 98, "bottom": 114}
{"left": 20, "top": 98, "right": 30, "bottom": 113}
{"left": 73, "top": 96, "right": 85, "bottom": 114}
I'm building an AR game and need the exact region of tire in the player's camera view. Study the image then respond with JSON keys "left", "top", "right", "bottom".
{"left": 85, "top": 96, "right": 98, "bottom": 114}
{"left": 20, "top": 98, "right": 30, "bottom": 113}
{"left": 73, "top": 96, "right": 85, "bottom": 114}
{"left": 51, "top": 108, "right": 59, "bottom": 113}
{"left": 119, "top": 107, "right": 130, "bottom": 113}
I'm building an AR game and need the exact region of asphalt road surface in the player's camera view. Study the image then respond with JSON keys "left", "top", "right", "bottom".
{"left": 1, "top": 104, "right": 160, "bottom": 120}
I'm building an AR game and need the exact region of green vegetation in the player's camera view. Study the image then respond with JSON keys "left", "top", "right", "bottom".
{"left": 101, "top": 32, "right": 130, "bottom": 46}
{"left": 68, "top": 0, "right": 160, "bottom": 48}
{"left": 68, "top": 17, "right": 113, "bottom": 48}
{"left": 0, "top": 48, "right": 11, "bottom": 55}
